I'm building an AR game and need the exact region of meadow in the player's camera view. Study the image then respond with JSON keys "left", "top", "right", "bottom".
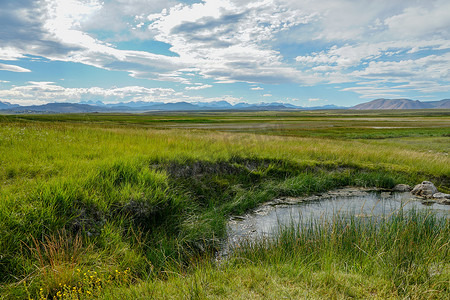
{"left": 0, "top": 110, "right": 449, "bottom": 299}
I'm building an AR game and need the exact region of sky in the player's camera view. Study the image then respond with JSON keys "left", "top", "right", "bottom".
{"left": 0, "top": 0, "right": 449, "bottom": 107}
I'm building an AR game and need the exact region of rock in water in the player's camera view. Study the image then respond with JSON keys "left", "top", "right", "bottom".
{"left": 411, "top": 181, "right": 438, "bottom": 198}
{"left": 393, "top": 184, "right": 412, "bottom": 192}
{"left": 433, "top": 192, "right": 450, "bottom": 199}
{"left": 433, "top": 192, "right": 450, "bottom": 204}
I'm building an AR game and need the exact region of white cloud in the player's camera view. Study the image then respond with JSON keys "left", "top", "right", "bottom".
{"left": 0, "top": 47, "right": 26, "bottom": 61}
{"left": 341, "top": 77, "right": 450, "bottom": 99}
{"left": 0, "top": 63, "right": 31, "bottom": 72}
{"left": 0, "top": 81, "right": 247, "bottom": 105}
{"left": 0, "top": 0, "right": 186, "bottom": 81}
{"left": 296, "top": 43, "right": 387, "bottom": 68}
{"left": 296, "top": 40, "right": 450, "bottom": 72}
{"left": 185, "top": 84, "right": 212, "bottom": 90}
{"left": 190, "top": 94, "right": 243, "bottom": 105}
{"left": 144, "top": 0, "right": 317, "bottom": 84}
{"left": 294, "top": 40, "right": 450, "bottom": 98}
{"left": 351, "top": 52, "right": 450, "bottom": 81}
{"left": 0, "top": 82, "right": 179, "bottom": 104}
{"left": 250, "top": 86, "right": 263, "bottom": 90}
{"left": 384, "top": 1, "right": 450, "bottom": 39}
{"left": 263, "top": 93, "right": 272, "bottom": 97}
{"left": 81, "top": 0, "right": 175, "bottom": 40}
{"left": 282, "top": 0, "right": 396, "bottom": 41}
{"left": 393, "top": 81, "right": 450, "bottom": 93}
{"left": 340, "top": 85, "right": 404, "bottom": 99}
{"left": 287, "top": 0, "right": 450, "bottom": 98}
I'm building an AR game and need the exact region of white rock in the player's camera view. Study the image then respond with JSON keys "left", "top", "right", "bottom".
{"left": 433, "top": 192, "right": 450, "bottom": 199}
{"left": 392, "top": 184, "right": 412, "bottom": 192}
{"left": 411, "top": 181, "right": 438, "bottom": 198}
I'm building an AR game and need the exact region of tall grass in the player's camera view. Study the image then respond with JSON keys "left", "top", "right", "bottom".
{"left": 0, "top": 114, "right": 448, "bottom": 299}
{"left": 95, "top": 210, "right": 449, "bottom": 299}
{"left": 227, "top": 209, "right": 449, "bottom": 299}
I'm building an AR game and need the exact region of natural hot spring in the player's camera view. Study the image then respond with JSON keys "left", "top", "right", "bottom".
{"left": 221, "top": 188, "right": 450, "bottom": 257}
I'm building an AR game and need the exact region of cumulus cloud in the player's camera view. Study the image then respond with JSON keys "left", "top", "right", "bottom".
{"left": 0, "top": 81, "right": 179, "bottom": 105}
{"left": 0, "top": 0, "right": 185, "bottom": 81}
{"left": 80, "top": 0, "right": 176, "bottom": 40}
{"left": 0, "top": 0, "right": 316, "bottom": 85}
{"left": 0, "top": 81, "right": 251, "bottom": 105}
{"left": 0, "top": 0, "right": 84, "bottom": 59}
{"left": 144, "top": 0, "right": 317, "bottom": 84}
{"left": 250, "top": 86, "right": 263, "bottom": 90}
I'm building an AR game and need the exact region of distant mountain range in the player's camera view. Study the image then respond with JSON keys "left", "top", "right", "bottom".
{"left": 0, "top": 100, "right": 346, "bottom": 114}
{"left": 0, "top": 103, "right": 110, "bottom": 114}
{"left": 0, "top": 101, "right": 19, "bottom": 110}
{"left": 351, "top": 98, "right": 450, "bottom": 110}
{"left": 0, "top": 98, "right": 448, "bottom": 114}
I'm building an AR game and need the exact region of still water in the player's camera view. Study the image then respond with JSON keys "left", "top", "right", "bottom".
{"left": 224, "top": 190, "right": 449, "bottom": 253}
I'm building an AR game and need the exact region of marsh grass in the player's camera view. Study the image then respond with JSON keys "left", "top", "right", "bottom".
{"left": 0, "top": 112, "right": 448, "bottom": 298}
{"left": 95, "top": 210, "right": 449, "bottom": 299}
{"left": 227, "top": 209, "right": 450, "bottom": 299}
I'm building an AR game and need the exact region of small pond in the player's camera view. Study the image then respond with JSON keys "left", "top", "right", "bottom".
{"left": 222, "top": 189, "right": 450, "bottom": 257}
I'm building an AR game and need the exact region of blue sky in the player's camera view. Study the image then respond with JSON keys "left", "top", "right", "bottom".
{"left": 0, "top": 0, "right": 449, "bottom": 106}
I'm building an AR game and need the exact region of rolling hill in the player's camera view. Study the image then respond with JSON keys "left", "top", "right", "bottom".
{"left": 351, "top": 98, "right": 450, "bottom": 110}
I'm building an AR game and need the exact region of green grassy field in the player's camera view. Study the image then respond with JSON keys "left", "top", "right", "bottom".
{"left": 0, "top": 110, "right": 449, "bottom": 299}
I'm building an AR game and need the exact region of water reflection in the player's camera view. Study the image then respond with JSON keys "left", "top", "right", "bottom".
{"left": 225, "top": 191, "right": 449, "bottom": 254}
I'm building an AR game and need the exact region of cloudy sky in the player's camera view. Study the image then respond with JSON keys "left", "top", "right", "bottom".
{"left": 1, "top": 0, "right": 449, "bottom": 106}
